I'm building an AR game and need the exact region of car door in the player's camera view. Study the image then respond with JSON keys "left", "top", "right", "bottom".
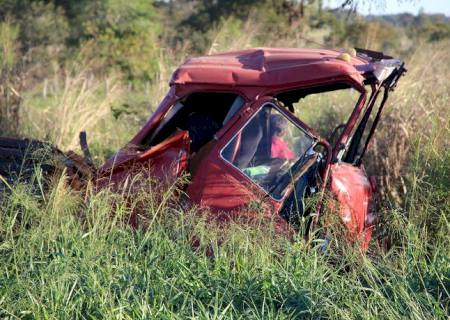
{"left": 186, "top": 97, "right": 317, "bottom": 217}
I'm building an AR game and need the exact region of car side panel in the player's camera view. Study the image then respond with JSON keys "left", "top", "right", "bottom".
{"left": 187, "top": 159, "right": 260, "bottom": 211}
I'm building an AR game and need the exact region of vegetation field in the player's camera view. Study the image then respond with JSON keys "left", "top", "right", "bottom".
{"left": 0, "top": 1, "right": 449, "bottom": 319}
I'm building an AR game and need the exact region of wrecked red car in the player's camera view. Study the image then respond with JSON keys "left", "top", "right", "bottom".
{"left": 94, "top": 47, "right": 406, "bottom": 248}
{"left": 1, "top": 47, "right": 405, "bottom": 249}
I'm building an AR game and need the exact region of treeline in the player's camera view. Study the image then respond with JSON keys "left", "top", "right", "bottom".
{"left": 1, "top": 0, "right": 449, "bottom": 83}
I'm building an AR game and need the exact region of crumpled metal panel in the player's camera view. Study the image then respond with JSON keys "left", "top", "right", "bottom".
{"left": 96, "top": 130, "right": 190, "bottom": 190}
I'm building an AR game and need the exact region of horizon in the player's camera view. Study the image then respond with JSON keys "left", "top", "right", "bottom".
{"left": 326, "top": 0, "right": 450, "bottom": 16}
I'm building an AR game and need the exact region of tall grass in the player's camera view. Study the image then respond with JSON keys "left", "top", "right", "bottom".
{"left": 365, "top": 40, "right": 450, "bottom": 207}
{"left": 19, "top": 70, "right": 125, "bottom": 155}
{"left": 0, "top": 162, "right": 448, "bottom": 319}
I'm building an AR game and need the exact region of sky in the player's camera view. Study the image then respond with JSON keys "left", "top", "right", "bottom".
{"left": 326, "top": 0, "right": 450, "bottom": 16}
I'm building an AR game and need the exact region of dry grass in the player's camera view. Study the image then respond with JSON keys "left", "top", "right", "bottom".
{"left": 0, "top": 19, "right": 21, "bottom": 137}
{"left": 365, "top": 40, "right": 450, "bottom": 205}
{"left": 20, "top": 70, "right": 121, "bottom": 150}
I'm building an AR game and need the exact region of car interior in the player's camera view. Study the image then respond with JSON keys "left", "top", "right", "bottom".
{"left": 142, "top": 92, "right": 245, "bottom": 154}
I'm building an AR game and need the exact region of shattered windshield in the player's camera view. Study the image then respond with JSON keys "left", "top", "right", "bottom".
{"left": 221, "top": 103, "right": 316, "bottom": 200}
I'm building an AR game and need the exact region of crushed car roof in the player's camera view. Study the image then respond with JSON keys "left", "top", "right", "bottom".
{"left": 170, "top": 47, "right": 370, "bottom": 88}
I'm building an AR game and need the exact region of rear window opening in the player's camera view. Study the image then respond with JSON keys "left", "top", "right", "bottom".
{"left": 142, "top": 92, "right": 245, "bottom": 153}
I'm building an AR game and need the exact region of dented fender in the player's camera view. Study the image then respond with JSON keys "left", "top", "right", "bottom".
{"left": 329, "top": 163, "right": 375, "bottom": 249}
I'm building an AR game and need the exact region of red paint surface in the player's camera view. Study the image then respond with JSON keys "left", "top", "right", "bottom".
{"left": 171, "top": 48, "right": 366, "bottom": 87}
{"left": 329, "top": 163, "right": 374, "bottom": 250}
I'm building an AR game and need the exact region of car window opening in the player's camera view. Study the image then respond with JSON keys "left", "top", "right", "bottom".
{"left": 221, "top": 103, "right": 317, "bottom": 201}
{"left": 143, "top": 92, "right": 245, "bottom": 153}
{"left": 275, "top": 83, "right": 362, "bottom": 147}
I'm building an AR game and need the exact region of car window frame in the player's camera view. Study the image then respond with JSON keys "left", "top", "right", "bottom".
{"left": 219, "top": 100, "right": 317, "bottom": 202}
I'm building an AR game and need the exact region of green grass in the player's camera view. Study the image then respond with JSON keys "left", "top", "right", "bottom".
{"left": 0, "top": 144, "right": 448, "bottom": 319}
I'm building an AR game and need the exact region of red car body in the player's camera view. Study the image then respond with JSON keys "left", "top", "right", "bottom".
{"left": 96, "top": 47, "right": 406, "bottom": 249}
